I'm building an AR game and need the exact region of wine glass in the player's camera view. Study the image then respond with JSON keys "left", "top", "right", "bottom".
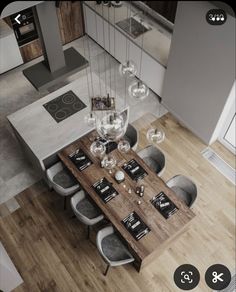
{"left": 102, "top": 155, "right": 117, "bottom": 173}
{"left": 90, "top": 140, "right": 106, "bottom": 159}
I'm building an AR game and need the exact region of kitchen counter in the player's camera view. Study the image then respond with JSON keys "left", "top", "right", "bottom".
{"left": 85, "top": 1, "right": 171, "bottom": 67}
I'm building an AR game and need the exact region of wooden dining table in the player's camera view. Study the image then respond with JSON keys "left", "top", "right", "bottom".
{"left": 59, "top": 130, "right": 195, "bottom": 272}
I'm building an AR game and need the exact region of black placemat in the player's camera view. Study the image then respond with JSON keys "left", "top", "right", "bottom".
{"left": 69, "top": 148, "right": 93, "bottom": 171}
{"left": 150, "top": 192, "right": 179, "bottom": 219}
{"left": 122, "top": 159, "right": 148, "bottom": 181}
{"left": 92, "top": 177, "right": 118, "bottom": 203}
{"left": 122, "top": 211, "right": 150, "bottom": 241}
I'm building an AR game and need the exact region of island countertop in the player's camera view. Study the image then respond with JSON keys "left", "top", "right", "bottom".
{"left": 7, "top": 71, "right": 127, "bottom": 170}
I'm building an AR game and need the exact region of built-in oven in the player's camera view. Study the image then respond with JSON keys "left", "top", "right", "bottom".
{"left": 10, "top": 8, "right": 38, "bottom": 47}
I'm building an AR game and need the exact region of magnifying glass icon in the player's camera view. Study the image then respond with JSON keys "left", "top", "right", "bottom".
{"left": 184, "top": 274, "right": 190, "bottom": 281}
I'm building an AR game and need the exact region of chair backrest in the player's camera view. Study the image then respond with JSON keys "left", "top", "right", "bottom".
{"left": 167, "top": 175, "right": 197, "bottom": 207}
{"left": 124, "top": 124, "right": 138, "bottom": 148}
{"left": 138, "top": 145, "right": 165, "bottom": 173}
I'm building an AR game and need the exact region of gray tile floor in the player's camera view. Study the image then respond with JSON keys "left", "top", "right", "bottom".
{"left": 0, "top": 36, "right": 167, "bottom": 205}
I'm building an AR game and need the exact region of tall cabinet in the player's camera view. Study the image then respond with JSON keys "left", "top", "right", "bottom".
{"left": 162, "top": 1, "right": 235, "bottom": 145}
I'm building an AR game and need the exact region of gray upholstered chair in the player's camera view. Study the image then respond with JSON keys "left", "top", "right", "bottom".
{"left": 166, "top": 175, "right": 197, "bottom": 208}
{"left": 71, "top": 190, "right": 104, "bottom": 239}
{"left": 124, "top": 124, "right": 139, "bottom": 151}
{"left": 96, "top": 226, "right": 134, "bottom": 276}
{"left": 137, "top": 145, "right": 165, "bottom": 176}
{"left": 46, "top": 161, "right": 80, "bottom": 209}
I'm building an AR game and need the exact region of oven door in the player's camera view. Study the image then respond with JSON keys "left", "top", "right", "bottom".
{"left": 13, "top": 17, "right": 38, "bottom": 46}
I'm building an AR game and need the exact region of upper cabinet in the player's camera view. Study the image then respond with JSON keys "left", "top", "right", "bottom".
{"left": 56, "top": 1, "right": 84, "bottom": 45}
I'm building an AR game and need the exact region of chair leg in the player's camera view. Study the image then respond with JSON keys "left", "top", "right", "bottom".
{"left": 104, "top": 264, "right": 110, "bottom": 276}
{"left": 63, "top": 197, "right": 67, "bottom": 210}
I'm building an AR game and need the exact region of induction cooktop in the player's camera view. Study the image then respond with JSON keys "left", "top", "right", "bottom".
{"left": 43, "top": 90, "right": 87, "bottom": 123}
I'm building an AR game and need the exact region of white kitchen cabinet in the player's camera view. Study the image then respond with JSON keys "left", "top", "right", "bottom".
{"left": 114, "top": 28, "right": 126, "bottom": 64}
{"left": 129, "top": 41, "right": 141, "bottom": 78}
{"left": 83, "top": 3, "right": 166, "bottom": 98}
{"left": 141, "top": 52, "right": 165, "bottom": 96}
{"left": 0, "top": 20, "right": 23, "bottom": 74}
{"left": 96, "top": 15, "right": 114, "bottom": 55}
{"left": 84, "top": 5, "right": 97, "bottom": 41}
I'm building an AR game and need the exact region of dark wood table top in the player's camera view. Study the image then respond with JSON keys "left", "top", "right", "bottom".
{"left": 59, "top": 130, "right": 195, "bottom": 266}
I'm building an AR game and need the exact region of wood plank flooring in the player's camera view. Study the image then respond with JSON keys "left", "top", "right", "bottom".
{"left": 0, "top": 113, "right": 235, "bottom": 292}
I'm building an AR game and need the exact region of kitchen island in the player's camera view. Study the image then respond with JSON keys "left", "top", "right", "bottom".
{"left": 7, "top": 69, "right": 162, "bottom": 176}
{"left": 7, "top": 70, "right": 128, "bottom": 175}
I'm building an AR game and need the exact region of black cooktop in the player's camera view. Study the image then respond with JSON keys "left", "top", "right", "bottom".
{"left": 43, "top": 90, "right": 87, "bottom": 123}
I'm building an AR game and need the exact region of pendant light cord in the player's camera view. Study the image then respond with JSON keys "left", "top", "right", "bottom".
{"left": 113, "top": 6, "right": 117, "bottom": 99}
{"left": 139, "top": 11, "right": 145, "bottom": 78}
{"left": 102, "top": 5, "right": 108, "bottom": 95}
{"left": 82, "top": 16, "right": 91, "bottom": 108}
{"left": 83, "top": 6, "right": 94, "bottom": 99}
{"left": 124, "top": 2, "right": 130, "bottom": 108}
{"left": 108, "top": 6, "right": 112, "bottom": 95}
{"left": 95, "top": 12, "right": 102, "bottom": 97}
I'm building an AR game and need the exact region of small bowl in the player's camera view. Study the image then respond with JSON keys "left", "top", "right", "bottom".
{"left": 115, "top": 170, "right": 125, "bottom": 183}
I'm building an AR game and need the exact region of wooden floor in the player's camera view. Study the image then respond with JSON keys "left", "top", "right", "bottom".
{"left": 0, "top": 113, "right": 235, "bottom": 292}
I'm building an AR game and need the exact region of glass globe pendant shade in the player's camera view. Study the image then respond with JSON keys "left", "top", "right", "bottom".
{"left": 90, "top": 140, "right": 106, "bottom": 159}
{"left": 84, "top": 112, "right": 96, "bottom": 127}
{"left": 96, "top": 111, "right": 126, "bottom": 141}
{"left": 102, "top": 155, "right": 117, "bottom": 170}
{"left": 117, "top": 139, "right": 130, "bottom": 153}
{"left": 146, "top": 127, "right": 165, "bottom": 144}
{"left": 128, "top": 81, "right": 149, "bottom": 100}
{"left": 119, "top": 60, "right": 137, "bottom": 78}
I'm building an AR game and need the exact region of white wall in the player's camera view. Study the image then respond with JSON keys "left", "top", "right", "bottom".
{"left": 162, "top": 1, "right": 235, "bottom": 145}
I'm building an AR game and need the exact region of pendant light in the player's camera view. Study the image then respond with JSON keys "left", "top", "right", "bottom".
{"left": 84, "top": 111, "right": 96, "bottom": 127}
{"left": 119, "top": 60, "right": 137, "bottom": 78}
{"left": 146, "top": 97, "right": 165, "bottom": 144}
{"left": 128, "top": 16, "right": 149, "bottom": 101}
{"left": 96, "top": 111, "right": 126, "bottom": 141}
{"left": 119, "top": 3, "right": 137, "bottom": 78}
{"left": 128, "top": 80, "right": 149, "bottom": 100}
{"left": 146, "top": 127, "right": 165, "bottom": 144}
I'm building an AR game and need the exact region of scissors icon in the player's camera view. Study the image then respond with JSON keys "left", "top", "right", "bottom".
{"left": 212, "top": 271, "right": 224, "bottom": 283}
